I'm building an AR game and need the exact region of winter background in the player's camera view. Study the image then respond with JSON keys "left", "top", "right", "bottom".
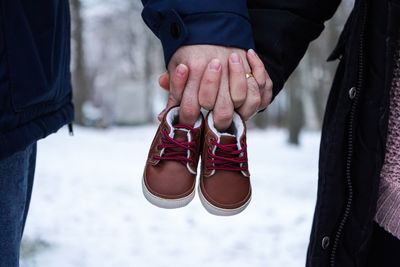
{"left": 20, "top": 0, "right": 353, "bottom": 266}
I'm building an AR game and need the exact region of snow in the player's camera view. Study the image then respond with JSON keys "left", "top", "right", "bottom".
{"left": 22, "top": 126, "right": 321, "bottom": 267}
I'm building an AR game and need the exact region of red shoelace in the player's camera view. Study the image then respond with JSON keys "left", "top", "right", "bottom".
{"left": 153, "top": 124, "right": 196, "bottom": 165}
{"left": 206, "top": 138, "right": 248, "bottom": 172}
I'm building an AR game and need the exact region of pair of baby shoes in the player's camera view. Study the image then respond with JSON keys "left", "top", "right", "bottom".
{"left": 142, "top": 106, "right": 251, "bottom": 216}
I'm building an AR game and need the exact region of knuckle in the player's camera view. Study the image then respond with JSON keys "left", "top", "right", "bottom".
{"left": 231, "top": 94, "right": 246, "bottom": 106}
{"left": 259, "top": 80, "right": 267, "bottom": 89}
{"left": 200, "top": 102, "right": 213, "bottom": 110}
{"left": 180, "top": 104, "right": 198, "bottom": 121}
{"left": 214, "top": 109, "right": 233, "bottom": 123}
{"left": 199, "top": 96, "right": 215, "bottom": 110}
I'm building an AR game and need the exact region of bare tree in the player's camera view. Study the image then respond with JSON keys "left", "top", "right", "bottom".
{"left": 71, "top": 0, "right": 90, "bottom": 125}
{"left": 286, "top": 73, "right": 305, "bottom": 145}
{"left": 284, "top": 0, "right": 353, "bottom": 144}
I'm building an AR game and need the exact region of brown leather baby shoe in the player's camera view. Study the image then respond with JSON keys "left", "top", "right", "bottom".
{"left": 142, "top": 106, "right": 203, "bottom": 208}
{"left": 199, "top": 111, "right": 251, "bottom": 216}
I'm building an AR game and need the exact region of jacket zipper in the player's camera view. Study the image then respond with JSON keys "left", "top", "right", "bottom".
{"left": 329, "top": 1, "right": 368, "bottom": 266}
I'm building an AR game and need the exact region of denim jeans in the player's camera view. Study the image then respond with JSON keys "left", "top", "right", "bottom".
{"left": 0, "top": 143, "right": 37, "bottom": 267}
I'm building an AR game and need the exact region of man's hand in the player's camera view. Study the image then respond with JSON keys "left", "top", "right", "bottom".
{"left": 158, "top": 47, "right": 273, "bottom": 129}
{"left": 164, "top": 45, "right": 253, "bottom": 130}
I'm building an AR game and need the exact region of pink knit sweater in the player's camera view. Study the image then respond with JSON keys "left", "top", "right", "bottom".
{"left": 374, "top": 42, "right": 400, "bottom": 239}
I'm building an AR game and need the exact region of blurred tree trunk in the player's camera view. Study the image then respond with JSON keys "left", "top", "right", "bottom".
{"left": 71, "top": 0, "right": 90, "bottom": 125}
{"left": 308, "top": 0, "right": 352, "bottom": 127}
{"left": 143, "top": 29, "right": 157, "bottom": 123}
{"left": 126, "top": 0, "right": 158, "bottom": 124}
{"left": 286, "top": 75, "right": 305, "bottom": 145}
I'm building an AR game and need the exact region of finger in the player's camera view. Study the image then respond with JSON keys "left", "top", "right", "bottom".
{"left": 158, "top": 64, "right": 189, "bottom": 121}
{"left": 170, "top": 64, "right": 189, "bottom": 103}
{"left": 247, "top": 49, "right": 267, "bottom": 89}
{"left": 198, "top": 59, "right": 222, "bottom": 110}
{"left": 213, "top": 67, "right": 234, "bottom": 131}
{"left": 259, "top": 76, "right": 273, "bottom": 110}
{"left": 237, "top": 78, "right": 261, "bottom": 121}
{"left": 229, "top": 53, "right": 247, "bottom": 109}
{"left": 247, "top": 49, "right": 273, "bottom": 110}
{"left": 179, "top": 61, "right": 206, "bottom": 125}
{"left": 158, "top": 72, "right": 170, "bottom": 91}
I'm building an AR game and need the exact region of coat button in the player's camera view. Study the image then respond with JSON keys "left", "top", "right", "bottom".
{"left": 170, "top": 22, "right": 181, "bottom": 40}
{"left": 349, "top": 87, "right": 357, "bottom": 99}
{"left": 322, "top": 236, "right": 330, "bottom": 250}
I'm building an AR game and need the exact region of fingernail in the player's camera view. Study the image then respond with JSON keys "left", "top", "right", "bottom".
{"left": 248, "top": 49, "right": 257, "bottom": 57}
{"left": 230, "top": 53, "right": 240, "bottom": 64}
{"left": 209, "top": 59, "right": 221, "bottom": 71}
{"left": 176, "top": 64, "right": 187, "bottom": 76}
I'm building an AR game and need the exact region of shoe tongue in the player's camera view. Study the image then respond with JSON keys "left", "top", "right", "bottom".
{"left": 173, "top": 126, "right": 189, "bottom": 142}
{"left": 167, "top": 126, "right": 189, "bottom": 154}
{"left": 216, "top": 134, "right": 238, "bottom": 160}
{"left": 219, "top": 134, "right": 237, "bottom": 145}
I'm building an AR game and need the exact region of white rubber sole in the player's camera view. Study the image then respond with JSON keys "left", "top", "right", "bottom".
{"left": 198, "top": 186, "right": 252, "bottom": 216}
{"left": 142, "top": 177, "right": 195, "bottom": 209}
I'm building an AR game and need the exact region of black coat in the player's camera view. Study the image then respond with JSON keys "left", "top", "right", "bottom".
{"left": 249, "top": 0, "right": 400, "bottom": 266}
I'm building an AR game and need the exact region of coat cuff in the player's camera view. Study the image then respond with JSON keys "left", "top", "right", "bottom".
{"left": 142, "top": 8, "right": 255, "bottom": 65}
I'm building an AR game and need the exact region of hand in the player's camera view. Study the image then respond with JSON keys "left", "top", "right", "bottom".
{"left": 158, "top": 48, "right": 273, "bottom": 128}
{"left": 161, "top": 45, "right": 252, "bottom": 130}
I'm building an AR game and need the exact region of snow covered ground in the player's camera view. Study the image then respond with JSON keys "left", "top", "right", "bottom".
{"left": 22, "top": 126, "right": 321, "bottom": 267}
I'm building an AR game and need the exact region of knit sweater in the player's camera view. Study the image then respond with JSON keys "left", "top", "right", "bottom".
{"left": 374, "top": 41, "right": 400, "bottom": 239}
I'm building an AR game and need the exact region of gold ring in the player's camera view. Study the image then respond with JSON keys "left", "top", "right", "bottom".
{"left": 245, "top": 73, "right": 253, "bottom": 79}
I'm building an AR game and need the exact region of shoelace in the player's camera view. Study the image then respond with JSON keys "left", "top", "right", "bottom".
{"left": 206, "top": 138, "right": 248, "bottom": 172}
{"left": 153, "top": 124, "right": 196, "bottom": 165}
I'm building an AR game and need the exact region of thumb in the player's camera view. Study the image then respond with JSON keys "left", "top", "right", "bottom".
{"left": 158, "top": 64, "right": 189, "bottom": 121}
{"left": 158, "top": 72, "right": 170, "bottom": 91}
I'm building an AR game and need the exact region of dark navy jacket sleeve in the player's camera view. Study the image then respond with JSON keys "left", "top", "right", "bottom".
{"left": 141, "top": 0, "right": 255, "bottom": 65}
{"left": 248, "top": 0, "right": 341, "bottom": 101}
